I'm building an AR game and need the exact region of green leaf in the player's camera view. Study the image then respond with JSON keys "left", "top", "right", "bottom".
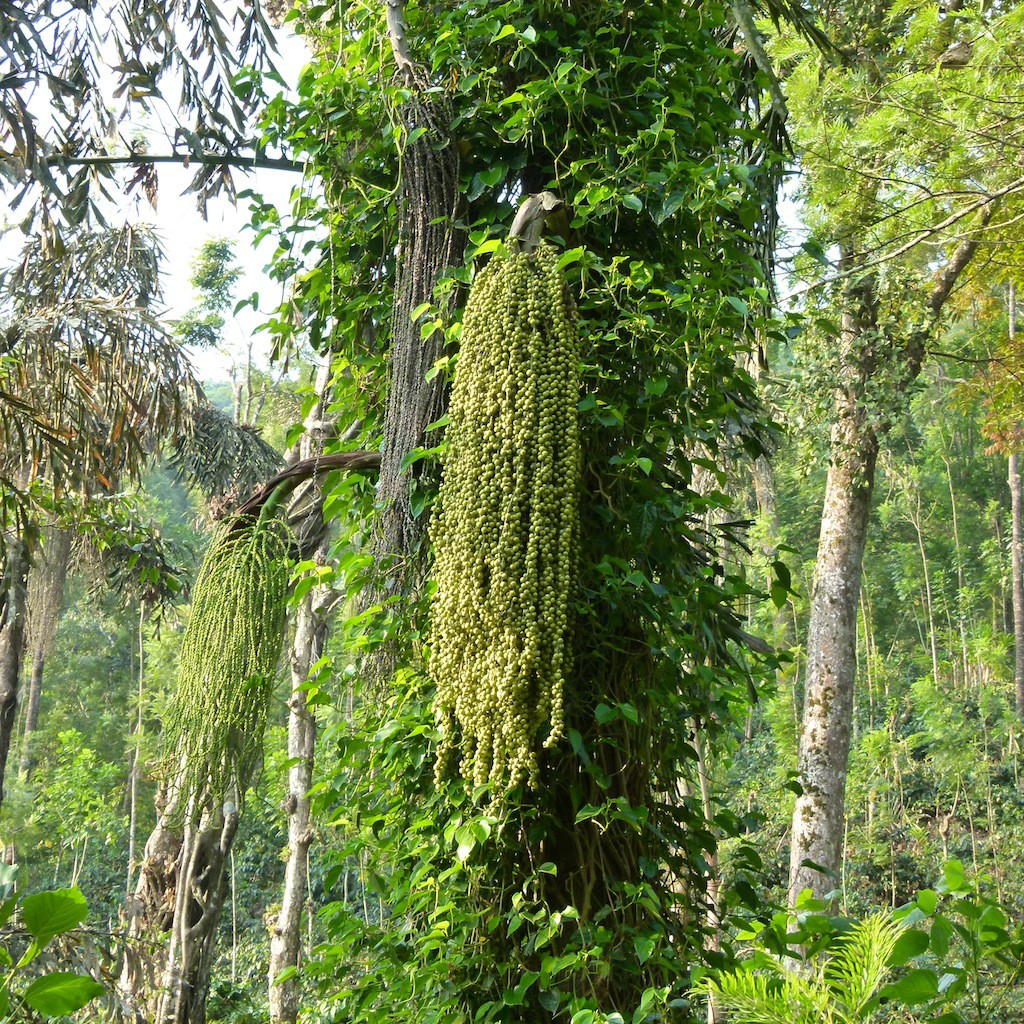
{"left": 23, "top": 973, "right": 105, "bottom": 1016}
{"left": 879, "top": 967, "right": 939, "bottom": 1005}
{"left": 888, "top": 928, "right": 929, "bottom": 966}
{"left": 939, "top": 860, "right": 968, "bottom": 894}
{"left": 20, "top": 888, "right": 88, "bottom": 944}
{"left": 0, "top": 864, "right": 16, "bottom": 899}
{"left": 634, "top": 934, "right": 656, "bottom": 963}
{"left": 916, "top": 889, "right": 938, "bottom": 915}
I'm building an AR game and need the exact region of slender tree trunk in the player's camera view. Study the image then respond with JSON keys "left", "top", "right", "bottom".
{"left": 268, "top": 588, "right": 324, "bottom": 1023}
{"left": 788, "top": 219, "right": 988, "bottom": 908}
{"left": 1012, "top": 453, "right": 1024, "bottom": 715}
{"left": 789, "top": 403, "right": 878, "bottom": 906}
{"left": 269, "top": 358, "right": 333, "bottom": 1024}
{"left": 127, "top": 602, "right": 147, "bottom": 897}
{"left": 1009, "top": 281, "right": 1024, "bottom": 717}
{"left": 910, "top": 491, "right": 941, "bottom": 684}
{"left": 17, "top": 646, "right": 44, "bottom": 781}
{"left": 0, "top": 538, "right": 29, "bottom": 811}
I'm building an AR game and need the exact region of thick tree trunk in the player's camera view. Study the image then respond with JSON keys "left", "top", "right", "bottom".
{"left": 788, "top": 407, "right": 877, "bottom": 906}
{"left": 19, "top": 526, "right": 71, "bottom": 781}
{"left": 122, "top": 784, "right": 239, "bottom": 1024}
{"left": 0, "top": 538, "right": 29, "bottom": 811}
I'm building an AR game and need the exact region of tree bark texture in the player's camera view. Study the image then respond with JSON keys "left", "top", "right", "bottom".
{"left": 375, "top": 72, "right": 461, "bottom": 563}
{"left": 18, "top": 646, "right": 45, "bottom": 781}
{"left": 788, "top": 406, "right": 877, "bottom": 906}
{"left": 122, "top": 786, "right": 239, "bottom": 1024}
{"left": 0, "top": 537, "right": 29, "bottom": 811}
{"left": 1009, "top": 281, "right": 1024, "bottom": 718}
{"left": 1012, "top": 452, "right": 1024, "bottom": 715}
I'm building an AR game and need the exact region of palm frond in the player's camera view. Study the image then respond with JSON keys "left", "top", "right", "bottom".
{"left": 0, "top": 0, "right": 277, "bottom": 227}
{"left": 170, "top": 402, "right": 282, "bottom": 504}
{"left": 712, "top": 969, "right": 833, "bottom": 1024}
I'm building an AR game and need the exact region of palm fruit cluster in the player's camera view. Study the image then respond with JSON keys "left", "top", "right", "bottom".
{"left": 431, "top": 242, "right": 581, "bottom": 795}
{"left": 167, "top": 515, "right": 292, "bottom": 815}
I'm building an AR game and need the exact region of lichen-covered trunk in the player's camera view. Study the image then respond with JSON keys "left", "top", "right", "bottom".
{"left": 0, "top": 537, "right": 29, "bottom": 811}
{"left": 268, "top": 588, "right": 323, "bottom": 1024}
{"left": 788, "top": 412, "right": 877, "bottom": 906}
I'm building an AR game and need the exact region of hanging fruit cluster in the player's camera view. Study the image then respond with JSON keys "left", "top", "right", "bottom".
{"left": 166, "top": 514, "right": 292, "bottom": 815}
{"left": 431, "top": 242, "right": 581, "bottom": 795}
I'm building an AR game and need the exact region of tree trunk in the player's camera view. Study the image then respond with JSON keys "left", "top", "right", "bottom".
{"left": 269, "top": 358, "right": 333, "bottom": 1024}
{"left": 789, "top": 404, "right": 878, "bottom": 906}
{"left": 1009, "top": 281, "right": 1024, "bottom": 717}
{"left": 156, "top": 797, "right": 240, "bottom": 1024}
{"left": 18, "top": 646, "right": 44, "bottom": 781}
{"left": 268, "top": 586, "right": 324, "bottom": 1024}
{"left": 1012, "top": 455, "right": 1024, "bottom": 716}
{"left": 122, "top": 783, "right": 239, "bottom": 1024}
{"left": 19, "top": 526, "right": 71, "bottom": 782}
{"left": 788, "top": 218, "right": 988, "bottom": 908}
{"left": 0, "top": 537, "right": 29, "bottom": 811}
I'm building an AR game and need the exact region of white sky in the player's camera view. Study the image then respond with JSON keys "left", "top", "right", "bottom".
{"left": 147, "top": 161, "right": 305, "bottom": 383}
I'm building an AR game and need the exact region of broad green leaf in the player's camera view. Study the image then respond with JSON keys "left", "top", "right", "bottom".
{"left": 20, "top": 888, "right": 87, "bottom": 944}
{"left": 23, "top": 973, "right": 105, "bottom": 1016}
{"left": 888, "top": 928, "right": 929, "bottom": 966}
{"left": 879, "top": 967, "right": 939, "bottom": 1004}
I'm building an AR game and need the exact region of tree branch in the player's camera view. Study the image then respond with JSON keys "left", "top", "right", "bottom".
{"left": 384, "top": 0, "right": 416, "bottom": 80}
{"left": 231, "top": 451, "right": 381, "bottom": 522}
{"left": 45, "top": 152, "right": 304, "bottom": 173}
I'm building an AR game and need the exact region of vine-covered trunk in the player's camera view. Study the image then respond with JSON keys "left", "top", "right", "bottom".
{"left": 158, "top": 799, "right": 239, "bottom": 1024}
{"left": 122, "top": 786, "right": 239, "bottom": 1024}
{"left": 0, "top": 537, "right": 29, "bottom": 811}
{"left": 375, "top": 71, "right": 461, "bottom": 565}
